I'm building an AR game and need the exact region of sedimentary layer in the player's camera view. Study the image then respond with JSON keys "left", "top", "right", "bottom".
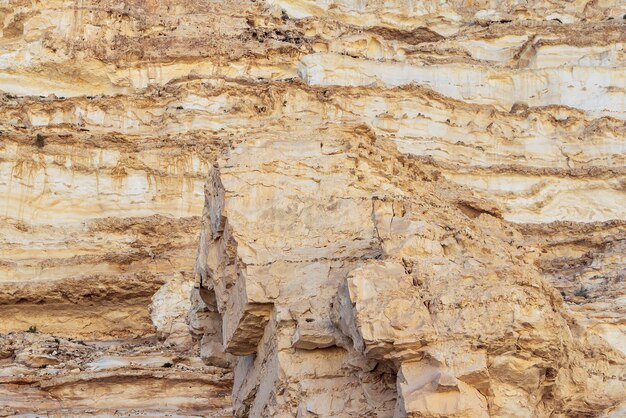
{"left": 0, "top": 0, "right": 624, "bottom": 415}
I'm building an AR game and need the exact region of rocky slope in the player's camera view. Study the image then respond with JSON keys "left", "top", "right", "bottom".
{"left": 0, "top": 0, "right": 624, "bottom": 416}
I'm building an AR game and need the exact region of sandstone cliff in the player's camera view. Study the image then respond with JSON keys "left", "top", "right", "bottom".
{"left": 0, "top": 0, "right": 624, "bottom": 416}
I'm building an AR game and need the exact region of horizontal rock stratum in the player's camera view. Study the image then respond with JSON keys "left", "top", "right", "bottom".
{"left": 0, "top": 0, "right": 624, "bottom": 417}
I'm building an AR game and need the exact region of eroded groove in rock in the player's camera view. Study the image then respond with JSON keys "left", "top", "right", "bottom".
{"left": 1, "top": 0, "right": 624, "bottom": 416}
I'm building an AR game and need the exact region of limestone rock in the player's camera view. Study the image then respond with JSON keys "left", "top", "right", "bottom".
{"left": 191, "top": 124, "right": 625, "bottom": 416}
{"left": 0, "top": 0, "right": 624, "bottom": 415}
{"left": 149, "top": 276, "right": 194, "bottom": 347}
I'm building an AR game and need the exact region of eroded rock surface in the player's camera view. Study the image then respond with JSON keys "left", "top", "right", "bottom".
{"left": 0, "top": 332, "right": 232, "bottom": 416}
{"left": 0, "top": 0, "right": 624, "bottom": 416}
{"left": 192, "top": 124, "right": 624, "bottom": 417}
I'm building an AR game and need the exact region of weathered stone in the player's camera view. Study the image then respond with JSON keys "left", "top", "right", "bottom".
{"left": 336, "top": 260, "right": 435, "bottom": 358}
{"left": 191, "top": 124, "right": 625, "bottom": 416}
{"left": 396, "top": 360, "right": 489, "bottom": 418}
{"left": 200, "top": 336, "right": 235, "bottom": 369}
{"left": 1, "top": 0, "right": 624, "bottom": 415}
{"left": 150, "top": 276, "right": 194, "bottom": 347}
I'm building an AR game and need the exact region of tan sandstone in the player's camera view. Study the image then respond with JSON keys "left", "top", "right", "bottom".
{"left": 0, "top": 0, "right": 624, "bottom": 416}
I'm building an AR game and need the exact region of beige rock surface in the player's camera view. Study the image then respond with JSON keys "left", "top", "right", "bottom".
{"left": 0, "top": 0, "right": 624, "bottom": 416}
{"left": 0, "top": 332, "right": 232, "bottom": 417}
{"left": 193, "top": 124, "right": 624, "bottom": 417}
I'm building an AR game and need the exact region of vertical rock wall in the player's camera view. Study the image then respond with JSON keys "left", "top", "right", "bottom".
{"left": 193, "top": 125, "right": 624, "bottom": 417}
{"left": 0, "top": 0, "right": 624, "bottom": 416}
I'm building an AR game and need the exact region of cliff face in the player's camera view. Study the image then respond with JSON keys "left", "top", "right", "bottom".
{"left": 0, "top": 0, "right": 624, "bottom": 416}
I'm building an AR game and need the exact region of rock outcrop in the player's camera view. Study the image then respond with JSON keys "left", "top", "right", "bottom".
{"left": 192, "top": 124, "right": 624, "bottom": 417}
{"left": 0, "top": 0, "right": 624, "bottom": 416}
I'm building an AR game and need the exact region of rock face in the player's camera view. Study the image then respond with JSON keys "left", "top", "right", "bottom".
{"left": 0, "top": 0, "right": 624, "bottom": 416}
{"left": 193, "top": 125, "right": 624, "bottom": 417}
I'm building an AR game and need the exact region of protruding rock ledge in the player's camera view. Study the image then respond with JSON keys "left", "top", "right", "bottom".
{"left": 191, "top": 123, "right": 626, "bottom": 417}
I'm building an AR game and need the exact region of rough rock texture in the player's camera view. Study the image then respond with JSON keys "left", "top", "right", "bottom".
{"left": 0, "top": 332, "right": 232, "bottom": 416}
{"left": 0, "top": 0, "right": 624, "bottom": 416}
{"left": 194, "top": 124, "right": 624, "bottom": 417}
